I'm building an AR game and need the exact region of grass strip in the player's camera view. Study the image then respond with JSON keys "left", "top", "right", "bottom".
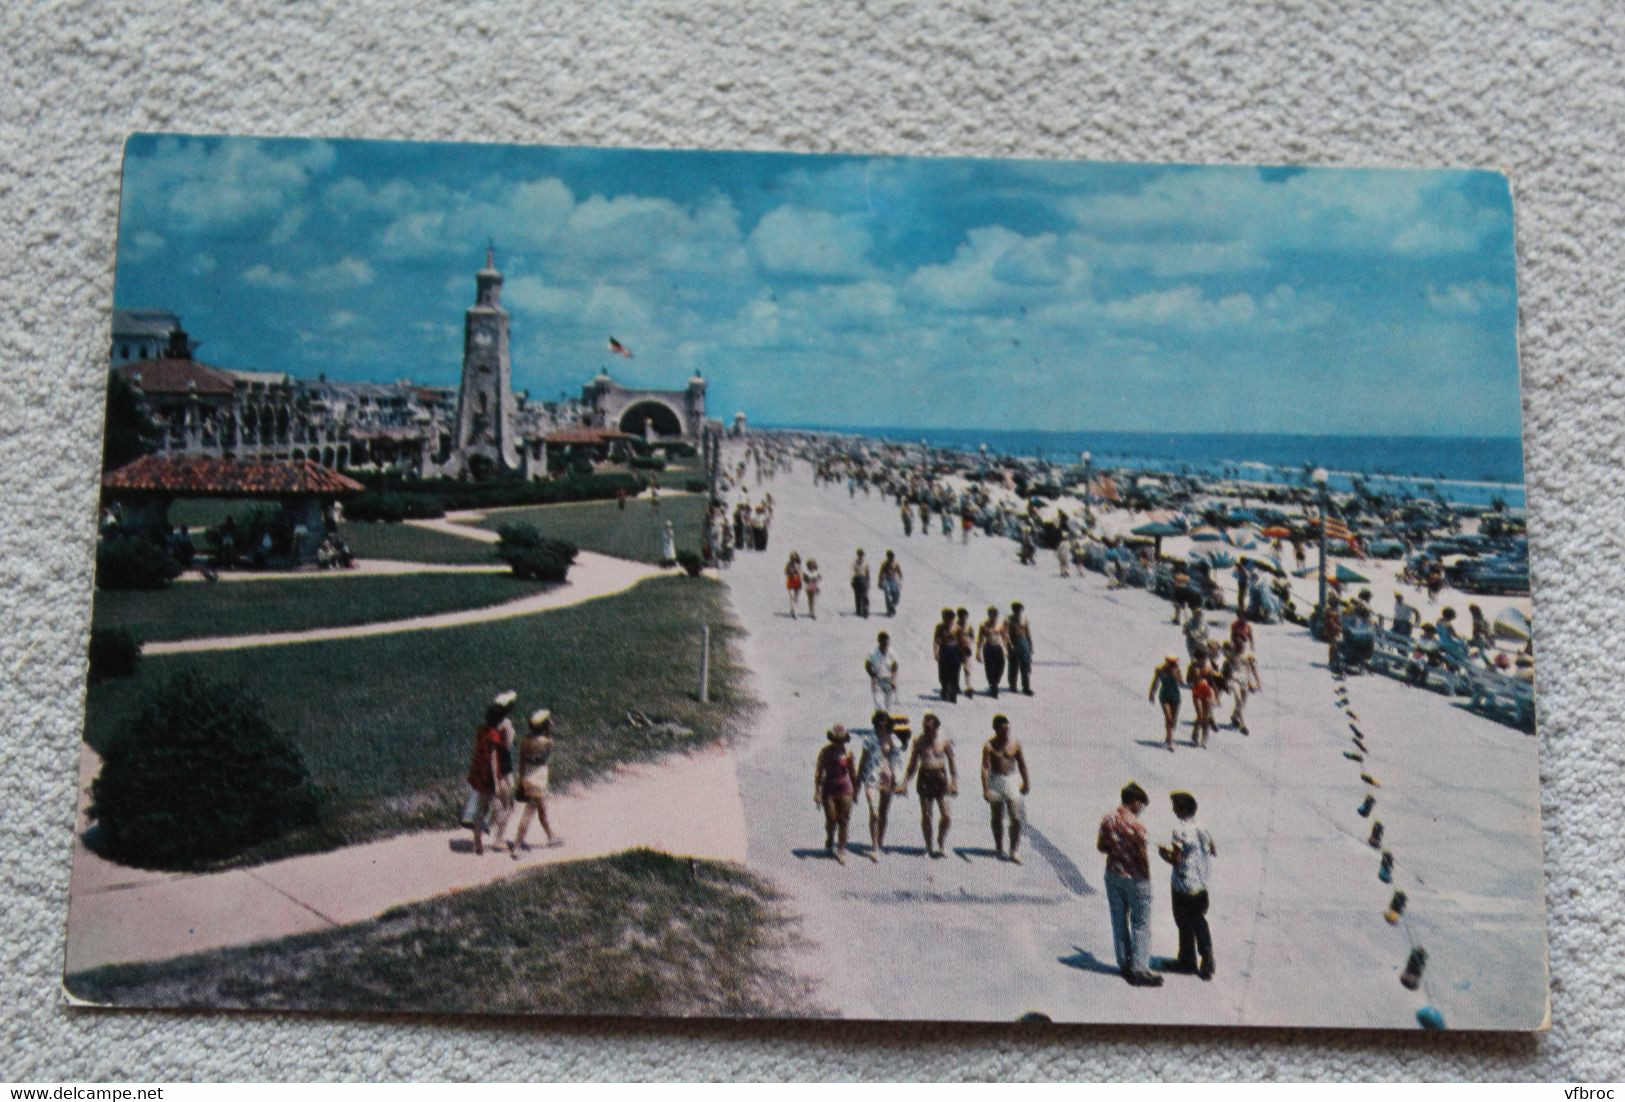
{"left": 65, "top": 849, "right": 820, "bottom": 1018}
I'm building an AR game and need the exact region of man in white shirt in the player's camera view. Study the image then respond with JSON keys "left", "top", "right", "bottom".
{"left": 866, "top": 631, "right": 898, "bottom": 711}
{"left": 1391, "top": 591, "right": 1418, "bottom": 639}
{"left": 1158, "top": 789, "right": 1217, "bottom": 980}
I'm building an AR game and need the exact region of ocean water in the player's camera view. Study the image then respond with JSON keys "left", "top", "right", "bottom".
{"left": 775, "top": 426, "right": 1527, "bottom": 508}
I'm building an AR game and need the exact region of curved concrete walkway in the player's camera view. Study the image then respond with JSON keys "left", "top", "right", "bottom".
{"left": 145, "top": 551, "right": 670, "bottom": 655}
{"left": 65, "top": 742, "right": 747, "bottom": 974}
{"left": 175, "top": 559, "right": 509, "bottom": 583}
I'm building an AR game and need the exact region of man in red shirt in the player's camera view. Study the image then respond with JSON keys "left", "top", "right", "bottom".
{"left": 1097, "top": 781, "right": 1163, "bottom": 985}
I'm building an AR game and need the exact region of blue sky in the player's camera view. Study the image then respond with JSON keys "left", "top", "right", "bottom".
{"left": 114, "top": 135, "right": 1522, "bottom": 437}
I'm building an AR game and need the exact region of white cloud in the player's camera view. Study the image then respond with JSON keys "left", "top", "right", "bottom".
{"left": 1067, "top": 168, "right": 1504, "bottom": 259}
{"left": 748, "top": 205, "right": 873, "bottom": 278}
{"left": 328, "top": 310, "right": 358, "bottom": 329}
{"left": 907, "top": 226, "right": 1088, "bottom": 311}
{"left": 308, "top": 256, "right": 376, "bottom": 290}
{"left": 241, "top": 263, "right": 295, "bottom": 289}
{"left": 124, "top": 137, "right": 335, "bottom": 233}
{"left": 1426, "top": 280, "right": 1510, "bottom": 315}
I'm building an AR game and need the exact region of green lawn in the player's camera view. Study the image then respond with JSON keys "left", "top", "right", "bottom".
{"left": 336, "top": 521, "right": 499, "bottom": 565}
{"left": 83, "top": 576, "right": 755, "bottom": 865}
{"left": 92, "top": 572, "right": 539, "bottom": 644}
{"left": 474, "top": 494, "right": 708, "bottom": 564}
{"left": 64, "top": 850, "right": 819, "bottom": 1017}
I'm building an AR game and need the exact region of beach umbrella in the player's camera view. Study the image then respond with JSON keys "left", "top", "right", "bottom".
{"left": 1494, "top": 606, "right": 1531, "bottom": 642}
{"left": 1260, "top": 525, "right": 1293, "bottom": 539}
{"left": 1189, "top": 526, "right": 1224, "bottom": 542}
{"left": 1334, "top": 563, "right": 1370, "bottom": 584}
{"left": 1131, "top": 521, "right": 1182, "bottom": 559}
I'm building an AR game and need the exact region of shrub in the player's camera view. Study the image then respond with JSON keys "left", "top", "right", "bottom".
{"left": 496, "top": 524, "right": 579, "bottom": 583}
{"left": 345, "top": 491, "right": 447, "bottom": 523}
{"left": 684, "top": 479, "right": 708, "bottom": 494}
{"left": 89, "top": 671, "right": 319, "bottom": 869}
{"left": 96, "top": 536, "right": 181, "bottom": 590}
{"left": 659, "top": 441, "right": 698, "bottom": 459}
{"left": 629, "top": 455, "right": 666, "bottom": 472}
{"left": 88, "top": 628, "right": 140, "bottom": 682}
{"left": 675, "top": 549, "right": 705, "bottom": 577}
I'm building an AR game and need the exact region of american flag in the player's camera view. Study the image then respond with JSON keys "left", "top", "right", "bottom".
{"left": 608, "top": 337, "right": 634, "bottom": 359}
{"left": 1320, "top": 514, "right": 1357, "bottom": 550}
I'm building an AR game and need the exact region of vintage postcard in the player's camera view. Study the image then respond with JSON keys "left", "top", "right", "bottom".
{"left": 67, "top": 136, "right": 1544, "bottom": 1030}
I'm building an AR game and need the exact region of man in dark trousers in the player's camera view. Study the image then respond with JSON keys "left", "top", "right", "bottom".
{"left": 1006, "top": 601, "right": 1034, "bottom": 695}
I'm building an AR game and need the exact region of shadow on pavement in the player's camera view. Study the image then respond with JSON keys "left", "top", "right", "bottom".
{"left": 1023, "top": 823, "right": 1095, "bottom": 896}
{"left": 1059, "top": 947, "right": 1121, "bottom": 976}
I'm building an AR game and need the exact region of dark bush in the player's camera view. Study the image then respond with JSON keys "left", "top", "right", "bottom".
{"left": 344, "top": 491, "right": 446, "bottom": 523}
{"left": 675, "top": 549, "right": 705, "bottom": 577}
{"left": 350, "top": 471, "right": 643, "bottom": 513}
{"left": 88, "top": 628, "right": 140, "bottom": 682}
{"left": 496, "top": 524, "right": 579, "bottom": 582}
{"left": 89, "top": 671, "right": 319, "bottom": 869}
{"left": 684, "top": 479, "right": 708, "bottom": 494}
{"left": 96, "top": 536, "right": 181, "bottom": 590}
{"left": 628, "top": 455, "right": 666, "bottom": 472}
{"left": 659, "top": 441, "right": 698, "bottom": 459}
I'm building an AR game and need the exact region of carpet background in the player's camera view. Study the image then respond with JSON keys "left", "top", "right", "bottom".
{"left": 3, "top": 0, "right": 1622, "bottom": 1081}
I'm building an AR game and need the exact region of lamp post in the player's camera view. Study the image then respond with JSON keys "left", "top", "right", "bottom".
{"left": 1312, "top": 466, "right": 1330, "bottom": 631}
{"left": 1080, "top": 450, "right": 1092, "bottom": 501}
{"left": 979, "top": 442, "right": 988, "bottom": 477}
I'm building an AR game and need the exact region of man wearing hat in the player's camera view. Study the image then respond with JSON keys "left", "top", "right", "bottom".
{"left": 510, "top": 708, "right": 557, "bottom": 855}
{"left": 465, "top": 690, "right": 519, "bottom": 856}
{"left": 1097, "top": 781, "right": 1162, "bottom": 985}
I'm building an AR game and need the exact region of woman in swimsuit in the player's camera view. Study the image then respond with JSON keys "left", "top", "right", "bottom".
{"left": 511, "top": 708, "right": 557, "bottom": 854}
{"left": 813, "top": 725, "right": 859, "bottom": 864}
{"left": 903, "top": 712, "right": 958, "bottom": 857}
{"left": 1148, "top": 656, "right": 1184, "bottom": 752}
{"left": 802, "top": 558, "right": 822, "bottom": 620}
{"left": 857, "top": 710, "right": 906, "bottom": 861}
{"left": 785, "top": 551, "right": 803, "bottom": 618}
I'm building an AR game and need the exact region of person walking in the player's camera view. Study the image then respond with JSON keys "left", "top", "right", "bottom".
{"left": 933, "top": 608, "right": 962, "bottom": 703}
{"left": 977, "top": 605, "right": 1008, "bottom": 698}
{"left": 981, "top": 715, "right": 1030, "bottom": 863}
{"left": 803, "top": 558, "right": 822, "bottom": 620}
{"left": 903, "top": 712, "right": 957, "bottom": 858}
{"left": 1148, "top": 656, "right": 1183, "bottom": 752}
{"left": 1221, "top": 642, "right": 1250, "bottom": 734}
{"left": 878, "top": 551, "right": 904, "bottom": 617}
{"left": 857, "top": 710, "right": 906, "bottom": 861}
{"left": 955, "top": 607, "right": 977, "bottom": 698}
{"left": 660, "top": 519, "right": 676, "bottom": 567}
{"left": 784, "top": 551, "right": 803, "bottom": 619}
{"left": 1187, "top": 660, "right": 1216, "bottom": 747}
{"left": 1097, "top": 781, "right": 1162, "bottom": 985}
{"left": 866, "top": 631, "right": 899, "bottom": 711}
{"left": 851, "top": 549, "right": 872, "bottom": 617}
{"left": 510, "top": 708, "right": 557, "bottom": 854}
{"left": 1006, "top": 602, "right": 1034, "bottom": 695}
{"left": 1157, "top": 790, "right": 1217, "bottom": 979}
{"left": 465, "top": 698, "right": 517, "bottom": 857}
{"left": 813, "top": 725, "right": 859, "bottom": 864}
{"left": 901, "top": 501, "right": 914, "bottom": 537}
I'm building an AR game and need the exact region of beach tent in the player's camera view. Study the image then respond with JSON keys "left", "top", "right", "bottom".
{"left": 1334, "top": 563, "right": 1370, "bottom": 584}
{"left": 1494, "top": 606, "right": 1532, "bottom": 642}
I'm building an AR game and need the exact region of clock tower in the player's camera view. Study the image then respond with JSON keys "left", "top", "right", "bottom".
{"left": 452, "top": 247, "right": 520, "bottom": 476}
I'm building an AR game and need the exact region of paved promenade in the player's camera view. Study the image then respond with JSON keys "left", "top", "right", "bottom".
{"left": 721, "top": 449, "right": 1546, "bottom": 1028}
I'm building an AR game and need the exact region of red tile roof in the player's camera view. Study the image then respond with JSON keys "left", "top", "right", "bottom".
{"left": 103, "top": 455, "right": 366, "bottom": 497}
{"left": 544, "top": 427, "right": 632, "bottom": 445}
{"left": 115, "top": 359, "right": 237, "bottom": 397}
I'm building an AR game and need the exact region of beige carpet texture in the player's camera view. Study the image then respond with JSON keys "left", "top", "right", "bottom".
{"left": 3, "top": 0, "right": 1622, "bottom": 1081}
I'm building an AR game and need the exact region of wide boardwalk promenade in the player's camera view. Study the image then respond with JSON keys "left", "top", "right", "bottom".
{"left": 722, "top": 447, "right": 1546, "bottom": 1029}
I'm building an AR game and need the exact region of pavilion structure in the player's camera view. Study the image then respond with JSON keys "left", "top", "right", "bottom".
{"left": 101, "top": 455, "right": 365, "bottom": 565}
